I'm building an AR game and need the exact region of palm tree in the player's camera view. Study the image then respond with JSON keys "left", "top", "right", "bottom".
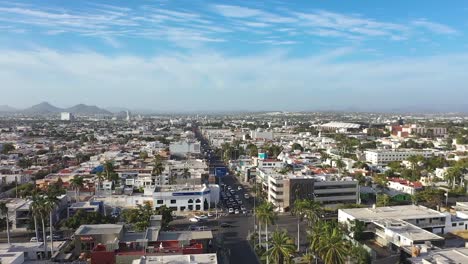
{"left": 32, "top": 195, "right": 48, "bottom": 258}
{"left": 334, "top": 159, "right": 346, "bottom": 176}
{"left": 30, "top": 193, "right": 42, "bottom": 246}
{"left": 103, "top": 161, "right": 115, "bottom": 181}
{"left": 445, "top": 166, "right": 463, "bottom": 188}
{"left": 182, "top": 168, "right": 191, "bottom": 184}
{"left": 302, "top": 252, "right": 315, "bottom": 264}
{"left": 407, "top": 155, "right": 424, "bottom": 180}
{"left": 0, "top": 202, "right": 10, "bottom": 245}
{"left": 95, "top": 172, "right": 105, "bottom": 194}
{"left": 44, "top": 193, "right": 59, "bottom": 257}
{"left": 309, "top": 223, "right": 349, "bottom": 264}
{"left": 257, "top": 202, "right": 277, "bottom": 264}
{"left": 292, "top": 199, "right": 321, "bottom": 252}
{"left": 152, "top": 155, "right": 165, "bottom": 186}
{"left": 265, "top": 229, "right": 296, "bottom": 264}
{"left": 69, "top": 175, "right": 84, "bottom": 202}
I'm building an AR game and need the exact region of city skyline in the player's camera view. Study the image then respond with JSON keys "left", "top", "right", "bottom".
{"left": 1, "top": 0, "right": 467, "bottom": 111}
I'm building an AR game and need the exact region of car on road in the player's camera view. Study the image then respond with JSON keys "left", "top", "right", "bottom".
{"left": 234, "top": 209, "right": 240, "bottom": 214}
{"left": 237, "top": 186, "right": 242, "bottom": 190}
{"left": 241, "top": 205, "right": 246, "bottom": 211}
{"left": 189, "top": 217, "right": 199, "bottom": 223}
{"left": 196, "top": 226, "right": 210, "bottom": 231}
{"left": 244, "top": 193, "right": 250, "bottom": 199}
{"left": 228, "top": 208, "right": 234, "bottom": 214}
{"left": 30, "top": 237, "right": 43, "bottom": 242}
{"left": 227, "top": 186, "right": 232, "bottom": 190}
{"left": 195, "top": 215, "right": 208, "bottom": 220}
{"left": 220, "top": 222, "right": 232, "bottom": 228}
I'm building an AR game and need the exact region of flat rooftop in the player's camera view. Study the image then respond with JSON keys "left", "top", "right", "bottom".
{"left": 374, "top": 219, "right": 443, "bottom": 242}
{"left": 340, "top": 205, "right": 445, "bottom": 222}
{"left": 75, "top": 224, "right": 123, "bottom": 236}
{"left": 132, "top": 253, "right": 218, "bottom": 264}
{"left": 410, "top": 248, "right": 468, "bottom": 264}
{"left": 157, "top": 231, "right": 213, "bottom": 241}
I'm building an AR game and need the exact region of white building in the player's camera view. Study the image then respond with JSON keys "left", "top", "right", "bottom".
{"left": 95, "top": 184, "right": 220, "bottom": 212}
{"left": 365, "top": 150, "right": 434, "bottom": 165}
{"left": 250, "top": 130, "right": 274, "bottom": 140}
{"left": 338, "top": 205, "right": 468, "bottom": 234}
{"left": 60, "top": 112, "right": 74, "bottom": 121}
{"left": 169, "top": 140, "right": 201, "bottom": 156}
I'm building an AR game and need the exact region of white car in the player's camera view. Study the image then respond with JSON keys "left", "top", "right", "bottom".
{"left": 228, "top": 208, "right": 234, "bottom": 214}
{"left": 234, "top": 209, "right": 240, "bottom": 214}
{"left": 244, "top": 193, "right": 250, "bottom": 199}
{"left": 195, "top": 215, "right": 208, "bottom": 220}
{"left": 189, "top": 217, "right": 199, "bottom": 223}
{"left": 237, "top": 186, "right": 242, "bottom": 190}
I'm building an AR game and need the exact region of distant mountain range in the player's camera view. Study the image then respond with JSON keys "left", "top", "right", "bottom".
{"left": 0, "top": 102, "right": 111, "bottom": 115}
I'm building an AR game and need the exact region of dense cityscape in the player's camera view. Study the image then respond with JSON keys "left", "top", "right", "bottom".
{"left": 2, "top": 0, "right": 468, "bottom": 264}
{"left": 0, "top": 107, "right": 467, "bottom": 264}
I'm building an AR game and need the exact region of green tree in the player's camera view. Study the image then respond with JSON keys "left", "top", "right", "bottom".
{"left": 44, "top": 193, "right": 60, "bottom": 256}
{"left": 350, "top": 220, "right": 366, "bottom": 241}
{"left": 291, "top": 143, "right": 304, "bottom": 152}
{"left": 1, "top": 143, "right": 15, "bottom": 154}
{"left": 246, "top": 143, "right": 259, "bottom": 157}
{"left": 376, "top": 194, "right": 391, "bottom": 207}
{"left": 264, "top": 229, "right": 296, "bottom": 264}
{"left": 256, "top": 202, "right": 277, "bottom": 257}
{"left": 152, "top": 155, "right": 165, "bottom": 186}
{"left": 0, "top": 202, "right": 10, "bottom": 244}
{"left": 69, "top": 175, "right": 84, "bottom": 202}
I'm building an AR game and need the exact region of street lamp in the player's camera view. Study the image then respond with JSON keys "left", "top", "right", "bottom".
{"left": 445, "top": 191, "right": 449, "bottom": 208}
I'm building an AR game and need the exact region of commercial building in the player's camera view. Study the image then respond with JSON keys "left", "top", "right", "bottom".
{"left": 60, "top": 112, "right": 74, "bottom": 121}
{"left": 76, "top": 219, "right": 215, "bottom": 264}
{"left": 256, "top": 169, "right": 358, "bottom": 211}
{"left": 321, "top": 122, "right": 361, "bottom": 132}
{"left": 169, "top": 140, "right": 201, "bottom": 157}
{"left": 95, "top": 184, "right": 219, "bottom": 212}
{"left": 364, "top": 150, "right": 433, "bottom": 165}
{"left": 391, "top": 125, "right": 447, "bottom": 138}
{"left": 250, "top": 130, "right": 274, "bottom": 140}
{"left": 131, "top": 254, "right": 218, "bottom": 264}
{"left": 409, "top": 248, "right": 468, "bottom": 264}
{"left": 339, "top": 205, "right": 456, "bottom": 234}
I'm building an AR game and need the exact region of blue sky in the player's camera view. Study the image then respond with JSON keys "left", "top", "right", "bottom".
{"left": 0, "top": 0, "right": 467, "bottom": 112}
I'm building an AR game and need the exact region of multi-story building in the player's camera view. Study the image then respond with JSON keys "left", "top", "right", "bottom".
{"left": 256, "top": 169, "right": 358, "bottom": 211}
{"left": 250, "top": 130, "right": 274, "bottom": 140}
{"left": 391, "top": 125, "right": 447, "bottom": 138}
{"left": 95, "top": 184, "right": 220, "bottom": 212}
{"left": 338, "top": 205, "right": 459, "bottom": 234}
{"left": 169, "top": 140, "right": 201, "bottom": 157}
{"left": 60, "top": 112, "right": 74, "bottom": 121}
{"left": 365, "top": 150, "right": 433, "bottom": 165}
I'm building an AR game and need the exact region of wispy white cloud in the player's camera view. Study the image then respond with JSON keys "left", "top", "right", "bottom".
{"left": 412, "top": 19, "right": 458, "bottom": 35}
{"left": 0, "top": 1, "right": 460, "bottom": 48}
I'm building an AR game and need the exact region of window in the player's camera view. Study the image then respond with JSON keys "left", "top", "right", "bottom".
{"left": 170, "top": 199, "right": 176, "bottom": 204}
{"left": 452, "top": 223, "right": 457, "bottom": 227}
{"left": 188, "top": 199, "right": 193, "bottom": 204}
{"left": 459, "top": 222, "right": 464, "bottom": 226}
{"left": 157, "top": 200, "right": 163, "bottom": 204}
{"left": 195, "top": 199, "right": 201, "bottom": 203}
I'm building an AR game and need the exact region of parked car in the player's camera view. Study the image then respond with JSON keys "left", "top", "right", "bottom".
{"left": 234, "top": 209, "right": 240, "bottom": 214}
{"left": 189, "top": 217, "right": 199, "bottom": 223}
{"left": 228, "top": 208, "right": 234, "bottom": 214}
{"left": 244, "top": 193, "right": 250, "bottom": 199}
{"left": 237, "top": 186, "right": 242, "bottom": 190}
{"left": 30, "top": 237, "right": 42, "bottom": 242}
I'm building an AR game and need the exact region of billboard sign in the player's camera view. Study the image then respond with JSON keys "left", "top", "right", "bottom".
{"left": 215, "top": 167, "right": 227, "bottom": 177}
